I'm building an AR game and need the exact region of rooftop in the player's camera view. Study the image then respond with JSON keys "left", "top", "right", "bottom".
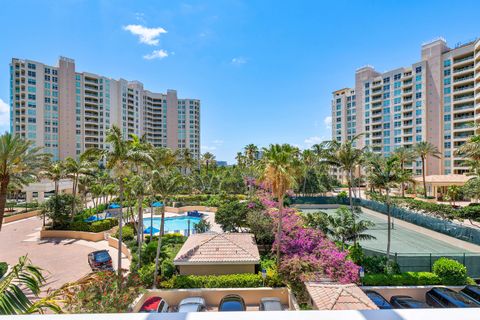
{"left": 413, "top": 174, "right": 473, "bottom": 185}
{"left": 305, "top": 282, "right": 378, "bottom": 311}
{"left": 174, "top": 232, "right": 260, "bottom": 265}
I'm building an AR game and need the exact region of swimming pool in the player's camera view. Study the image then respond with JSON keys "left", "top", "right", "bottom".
{"left": 143, "top": 216, "right": 202, "bottom": 235}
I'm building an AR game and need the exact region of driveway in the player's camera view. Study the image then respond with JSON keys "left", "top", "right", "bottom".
{"left": 0, "top": 216, "right": 130, "bottom": 290}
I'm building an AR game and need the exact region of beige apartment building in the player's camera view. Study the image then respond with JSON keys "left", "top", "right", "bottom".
{"left": 10, "top": 57, "right": 200, "bottom": 160}
{"left": 332, "top": 38, "right": 480, "bottom": 177}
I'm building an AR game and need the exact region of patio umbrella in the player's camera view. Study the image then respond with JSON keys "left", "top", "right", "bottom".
{"left": 108, "top": 203, "right": 121, "bottom": 209}
{"left": 144, "top": 226, "right": 160, "bottom": 235}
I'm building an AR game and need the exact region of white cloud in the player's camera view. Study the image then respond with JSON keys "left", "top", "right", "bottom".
{"left": 143, "top": 49, "right": 169, "bottom": 60}
{"left": 123, "top": 24, "right": 167, "bottom": 46}
{"left": 304, "top": 136, "right": 325, "bottom": 147}
{"left": 201, "top": 145, "right": 217, "bottom": 152}
{"left": 324, "top": 116, "right": 332, "bottom": 129}
{"left": 212, "top": 139, "right": 224, "bottom": 145}
{"left": 0, "top": 98, "right": 9, "bottom": 127}
{"left": 231, "top": 57, "right": 247, "bottom": 65}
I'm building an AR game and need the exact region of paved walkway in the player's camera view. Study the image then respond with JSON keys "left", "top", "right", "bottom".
{"left": 0, "top": 217, "right": 130, "bottom": 290}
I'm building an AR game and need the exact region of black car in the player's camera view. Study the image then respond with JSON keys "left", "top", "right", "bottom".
{"left": 88, "top": 250, "right": 113, "bottom": 271}
{"left": 461, "top": 285, "right": 480, "bottom": 304}
{"left": 218, "top": 294, "right": 246, "bottom": 312}
{"left": 364, "top": 290, "right": 392, "bottom": 309}
{"left": 390, "top": 295, "right": 430, "bottom": 309}
{"left": 426, "top": 287, "right": 480, "bottom": 308}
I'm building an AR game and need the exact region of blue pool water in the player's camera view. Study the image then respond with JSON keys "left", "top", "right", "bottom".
{"left": 144, "top": 216, "right": 202, "bottom": 234}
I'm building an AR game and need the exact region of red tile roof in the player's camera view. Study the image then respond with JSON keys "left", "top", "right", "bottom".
{"left": 174, "top": 232, "right": 260, "bottom": 265}
{"left": 305, "top": 282, "right": 378, "bottom": 310}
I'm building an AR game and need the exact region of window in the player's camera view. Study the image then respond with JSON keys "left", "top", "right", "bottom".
{"left": 444, "top": 78, "right": 451, "bottom": 85}
{"left": 394, "top": 105, "right": 401, "bottom": 112}
{"left": 444, "top": 115, "right": 451, "bottom": 121}
{"left": 383, "top": 77, "right": 390, "bottom": 83}
{"left": 415, "top": 66, "right": 422, "bottom": 73}
{"left": 415, "top": 92, "right": 422, "bottom": 99}
{"left": 444, "top": 69, "right": 451, "bottom": 76}
{"left": 394, "top": 97, "right": 401, "bottom": 104}
{"left": 394, "top": 113, "right": 401, "bottom": 120}
{"left": 444, "top": 60, "right": 451, "bottom": 67}
{"left": 415, "top": 84, "right": 422, "bottom": 91}
{"left": 415, "top": 75, "right": 422, "bottom": 82}
{"left": 444, "top": 87, "right": 451, "bottom": 94}
{"left": 394, "top": 74, "right": 401, "bottom": 80}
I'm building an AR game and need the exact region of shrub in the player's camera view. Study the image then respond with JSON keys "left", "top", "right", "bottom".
{"left": 160, "top": 274, "right": 266, "bottom": 289}
{"left": 138, "top": 263, "right": 156, "bottom": 286}
{"left": 70, "top": 221, "right": 91, "bottom": 232}
{"left": 215, "top": 201, "right": 248, "bottom": 232}
{"left": 194, "top": 219, "right": 211, "bottom": 233}
{"left": 90, "top": 219, "right": 117, "bottom": 233}
{"left": 43, "top": 194, "right": 81, "bottom": 229}
{"left": 0, "top": 262, "right": 7, "bottom": 278}
{"left": 362, "top": 255, "right": 400, "bottom": 274}
{"left": 363, "top": 272, "right": 441, "bottom": 286}
{"left": 432, "top": 257, "right": 468, "bottom": 285}
{"left": 116, "top": 225, "right": 135, "bottom": 241}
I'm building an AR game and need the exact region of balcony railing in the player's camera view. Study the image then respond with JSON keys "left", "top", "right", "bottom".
{"left": 453, "top": 65, "right": 474, "bottom": 73}
{"left": 454, "top": 75, "right": 474, "bottom": 82}
{"left": 454, "top": 55, "right": 474, "bottom": 64}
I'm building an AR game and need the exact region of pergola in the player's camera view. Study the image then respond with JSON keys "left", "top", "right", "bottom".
{"left": 413, "top": 174, "right": 473, "bottom": 198}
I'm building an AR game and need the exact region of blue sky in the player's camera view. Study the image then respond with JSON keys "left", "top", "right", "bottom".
{"left": 1, "top": 0, "right": 479, "bottom": 163}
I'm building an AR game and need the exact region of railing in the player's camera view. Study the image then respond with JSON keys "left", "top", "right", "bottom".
{"left": 453, "top": 65, "right": 474, "bottom": 73}
{"left": 454, "top": 75, "right": 474, "bottom": 82}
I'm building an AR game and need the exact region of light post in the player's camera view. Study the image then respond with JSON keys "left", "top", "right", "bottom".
{"left": 359, "top": 266, "right": 365, "bottom": 286}
{"left": 261, "top": 269, "right": 267, "bottom": 287}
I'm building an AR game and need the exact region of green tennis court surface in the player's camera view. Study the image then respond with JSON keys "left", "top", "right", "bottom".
{"left": 300, "top": 207, "right": 475, "bottom": 254}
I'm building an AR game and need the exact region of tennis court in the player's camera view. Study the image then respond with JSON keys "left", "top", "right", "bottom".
{"left": 300, "top": 207, "right": 478, "bottom": 254}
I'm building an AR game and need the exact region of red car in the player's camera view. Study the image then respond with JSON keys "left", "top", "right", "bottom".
{"left": 139, "top": 297, "right": 169, "bottom": 313}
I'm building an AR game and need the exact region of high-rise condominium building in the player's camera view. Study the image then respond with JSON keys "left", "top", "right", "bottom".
{"left": 10, "top": 57, "right": 201, "bottom": 160}
{"left": 332, "top": 38, "right": 480, "bottom": 176}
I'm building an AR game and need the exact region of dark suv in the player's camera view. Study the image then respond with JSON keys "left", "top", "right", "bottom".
{"left": 426, "top": 287, "right": 480, "bottom": 308}
{"left": 88, "top": 250, "right": 113, "bottom": 271}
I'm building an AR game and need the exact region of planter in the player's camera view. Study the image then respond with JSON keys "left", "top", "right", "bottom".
{"left": 3, "top": 210, "right": 42, "bottom": 224}
{"left": 40, "top": 228, "right": 105, "bottom": 242}
{"left": 165, "top": 206, "right": 218, "bottom": 214}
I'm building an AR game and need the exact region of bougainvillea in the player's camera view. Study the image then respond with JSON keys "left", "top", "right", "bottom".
{"left": 259, "top": 191, "right": 360, "bottom": 284}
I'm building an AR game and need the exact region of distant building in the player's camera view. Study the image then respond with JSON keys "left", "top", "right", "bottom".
{"left": 10, "top": 56, "right": 201, "bottom": 160}
{"left": 216, "top": 161, "right": 228, "bottom": 167}
{"left": 332, "top": 38, "right": 480, "bottom": 176}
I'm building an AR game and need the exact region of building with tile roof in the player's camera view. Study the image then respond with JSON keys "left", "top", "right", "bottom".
{"left": 305, "top": 282, "right": 378, "bottom": 310}
{"left": 173, "top": 232, "right": 260, "bottom": 275}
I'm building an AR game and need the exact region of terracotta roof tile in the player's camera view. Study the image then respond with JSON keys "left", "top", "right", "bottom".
{"left": 305, "top": 282, "right": 378, "bottom": 310}
{"left": 173, "top": 232, "right": 260, "bottom": 265}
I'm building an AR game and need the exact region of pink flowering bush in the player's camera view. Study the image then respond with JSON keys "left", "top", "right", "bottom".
{"left": 259, "top": 192, "right": 360, "bottom": 287}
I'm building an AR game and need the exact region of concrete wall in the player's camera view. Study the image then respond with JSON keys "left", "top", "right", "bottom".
{"left": 3, "top": 210, "right": 41, "bottom": 224}
{"left": 131, "top": 287, "right": 298, "bottom": 311}
{"left": 178, "top": 264, "right": 255, "bottom": 276}
{"left": 108, "top": 236, "right": 132, "bottom": 260}
{"left": 40, "top": 229, "right": 105, "bottom": 242}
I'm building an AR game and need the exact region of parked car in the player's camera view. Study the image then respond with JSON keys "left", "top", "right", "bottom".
{"left": 219, "top": 294, "right": 246, "bottom": 312}
{"left": 461, "top": 285, "right": 480, "bottom": 304}
{"left": 390, "top": 295, "right": 430, "bottom": 309}
{"left": 139, "top": 297, "right": 169, "bottom": 313}
{"left": 177, "top": 297, "right": 206, "bottom": 312}
{"left": 87, "top": 250, "right": 113, "bottom": 271}
{"left": 364, "top": 290, "right": 393, "bottom": 309}
{"left": 426, "top": 287, "right": 480, "bottom": 308}
{"left": 259, "top": 297, "right": 283, "bottom": 311}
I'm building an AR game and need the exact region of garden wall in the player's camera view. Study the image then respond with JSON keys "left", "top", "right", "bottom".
{"left": 165, "top": 206, "right": 217, "bottom": 213}
{"left": 39, "top": 228, "right": 105, "bottom": 242}
{"left": 108, "top": 236, "right": 132, "bottom": 260}
{"left": 3, "top": 209, "right": 41, "bottom": 224}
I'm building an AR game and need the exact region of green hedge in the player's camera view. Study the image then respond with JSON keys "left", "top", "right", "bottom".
{"left": 0, "top": 262, "right": 7, "bottom": 278}
{"left": 160, "top": 273, "right": 268, "bottom": 289}
{"left": 70, "top": 218, "right": 118, "bottom": 233}
{"left": 432, "top": 257, "right": 468, "bottom": 285}
{"left": 363, "top": 272, "right": 442, "bottom": 286}
{"left": 115, "top": 225, "right": 135, "bottom": 241}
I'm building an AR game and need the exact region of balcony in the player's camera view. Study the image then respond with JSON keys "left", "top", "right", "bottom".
{"left": 453, "top": 65, "right": 474, "bottom": 74}
{"left": 453, "top": 54, "right": 474, "bottom": 65}
{"left": 453, "top": 75, "right": 474, "bottom": 83}
{"left": 453, "top": 85, "right": 474, "bottom": 92}
{"left": 453, "top": 94, "right": 474, "bottom": 102}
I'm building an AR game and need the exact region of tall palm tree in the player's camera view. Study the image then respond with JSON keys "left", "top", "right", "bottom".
{"left": 393, "top": 147, "right": 416, "bottom": 197}
{"left": 244, "top": 144, "right": 259, "bottom": 166}
{"left": 456, "top": 135, "right": 480, "bottom": 162}
{"left": 321, "top": 134, "right": 364, "bottom": 213}
{"left": 201, "top": 152, "right": 216, "bottom": 174}
{"left": 63, "top": 155, "right": 94, "bottom": 219}
{"left": 0, "top": 255, "right": 61, "bottom": 314}
{"left": 151, "top": 169, "right": 182, "bottom": 288}
{"left": 366, "top": 155, "right": 401, "bottom": 260}
{"left": 260, "top": 144, "right": 300, "bottom": 267}
{"left": 0, "top": 133, "right": 50, "bottom": 231}
{"left": 413, "top": 141, "right": 441, "bottom": 198}
{"left": 42, "top": 161, "right": 65, "bottom": 195}
{"left": 300, "top": 149, "right": 318, "bottom": 196}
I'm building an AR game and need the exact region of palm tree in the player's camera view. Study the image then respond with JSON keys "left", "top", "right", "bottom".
{"left": 321, "top": 134, "right": 364, "bottom": 213}
{"left": 151, "top": 168, "right": 182, "bottom": 288}
{"left": 456, "top": 135, "right": 480, "bottom": 162}
{"left": 413, "top": 141, "right": 441, "bottom": 198}
{"left": 366, "top": 155, "right": 401, "bottom": 261}
{"left": 260, "top": 144, "right": 300, "bottom": 267}
{"left": 42, "top": 161, "right": 65, "bottom": 195}
{"left": 63, "top": 155, "right": 94, "bottom": 219}
{"left": 393, "top": 147, "right": 416, "bottom": 197}
{"left": 0, "top": 133, "right": 50, "bottom": 231}
{"left": 201, "top": 152, "right": 216, "bottom": 174}
{"left": 300, "top": 149, "right": 318, "bottom": 196}
{"left": 244, "top": 144, "right": 259, "bottom": 166}
{"left": 0, "top": 255, "right": 61, "bottom": 314}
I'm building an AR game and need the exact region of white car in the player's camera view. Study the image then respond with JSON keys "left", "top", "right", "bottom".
{"left": 259, "top": 297, "right": 283, "bottom": 311}
{"left": 177, "top": 297, "right": 206, "bottom": 312}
